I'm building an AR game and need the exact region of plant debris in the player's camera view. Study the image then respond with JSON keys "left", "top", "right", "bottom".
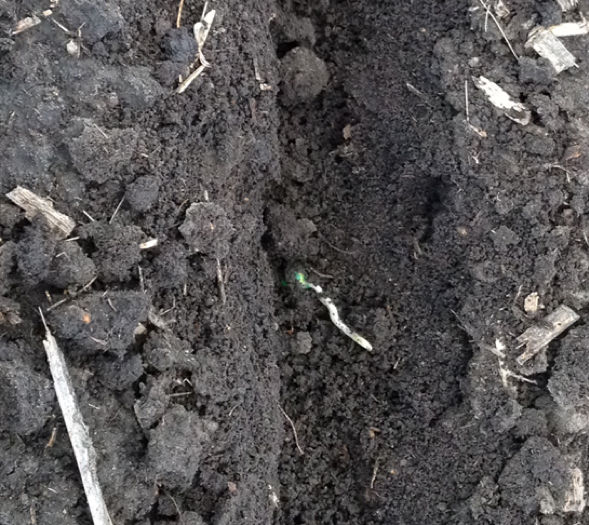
{"left": 40, "top": 311, "right": 113, "bottom": 525}
{"left": 295, "top": 272, "right": 373, "bottom": 351}
{"left": 472, "top": 76, "right": 531, "bottom": 125}
{"left": 6, "top": 186, "right": 76, "bottom": 239}
{"left": 516, "top": 305, "right": 580, "bottom": 365}
{"left": 176, "top": 2, "right": 216, "bottom": 94}
{"left": 526, "top": 27, "right": 577, "bottom": 74}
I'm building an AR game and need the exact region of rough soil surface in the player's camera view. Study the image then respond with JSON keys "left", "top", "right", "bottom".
{"left": 2, "top": 0, "right": 589, "bottom": 524}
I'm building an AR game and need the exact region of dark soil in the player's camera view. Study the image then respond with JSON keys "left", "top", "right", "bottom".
{"left": 1, "top": 0, "right": 589, "bottom": 524}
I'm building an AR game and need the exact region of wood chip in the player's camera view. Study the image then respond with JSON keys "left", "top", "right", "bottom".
{"left": 6, "top": 186, "right": 76, "bottom": 239}
{"left": 526, "top": 27, "right": 577, "bottom": 73}
{"left": 524, "top": 292, "right": 540, "bottom": 314}
{"left": 472, "top": 76, "right": 531, "bottom": 125}
{"left": 516, "top": 304, "right": 580, "bottom": 365}
{"left": 41, "top": 313, "right": 113, "bottom": 525}
{"left": 564, "top": 467, "right": 586, "bottom": 513}
{"left": 139, "top": 238, "right": 159, "bottom": 250}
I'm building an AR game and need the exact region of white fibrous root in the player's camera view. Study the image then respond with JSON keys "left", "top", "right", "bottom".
{"left": 295, "top": 272, "right": 373, "bottom": 351}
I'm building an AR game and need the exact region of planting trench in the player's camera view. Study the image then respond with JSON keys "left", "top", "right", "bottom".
{"left": 2, "top": 0, "right": 589, "bottom": 524}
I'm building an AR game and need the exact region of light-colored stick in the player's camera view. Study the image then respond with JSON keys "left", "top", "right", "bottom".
{"left": 6, "top": 186, "right": 76, "bottom": 239}
{"left": 109, "top": 197, "right": 125, "bottom": 224}
{"left": 176, "top": 0, "right": 185, "bottom": 28}
{"left": 278, "top": 404, "right": 304, "bottom": 455}
{"left": 216, "top": 258, "right": 227, "bottom": 305}
{"left": 516, "top": 304, "right": 579, "bottom": 365}
{"left": 176, "top": 64, "right": 207, "bottom": 94}
{"left": 464, "top": 80, "right": 470, "bottom": 123}
{"left": 40, "top": 311, "right": 113, "bottom": 525}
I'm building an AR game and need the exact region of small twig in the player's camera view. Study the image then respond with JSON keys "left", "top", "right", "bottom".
{"left": 216, "top": 258, "right": 227, "bottom": 305}
{"left": 106, "top": 297, "right": 117, "bottom": 312}
{"left": 319, "top": 234, "right": 358, "bottom": 255}
{"left": 45, "top": 276, "right": 97, "bottom": 312}
{"left": 228, "top": 402, "right": 241, "bottom": 417}
{"left": 82, "top": 210, "right": 96, "bottom": 222}
{"left": 278, "top": 404, "right": 304, "bottom": 456}
{"left": 109, "top": 197, "right": 124, "bottom": 224}
{"left": 309, "top": 266, "right": 335, "bottom": 279}
{"left": 46, "top": 426, "right": 58, "bottom": 448}
{"left": 463, "top": 80, "right": 487, "bottom": 137}
{"left": 138, "top": 266, "right": 145, "bottom": 293}
{"left": 40, "top": 310, "right": 113, "bottom": 525}
{"left": 159, "top": 297, "right": 176, "bottom": 316}
{"left": 478, "top": 0, "right": 519, "bottom": 60}
{"left": 176, "top": 0, "right": 185, "bottom": 28}
{"left": 80, "top": 276, "right": 98, "bottom": 294}
{"left": 176, "top": 64, "right": 207, "bottom": 94}
{"left": 370, "top": 458, "right": 380, "bottom": 489}
{"left": 50, "top": 17, "right": 72, "bottom": 34}
{"left": 92, "top": 123, "right": 109, "bottom": 139}
{"left": 6, "top": 186, "right": 76, "bottom": 239}
{"left": 405, "top": 82, "right": 432, "bottom": 107}
{"left": 46, "top": 297, "right": 69, "bottom": 313}
{"left": 464, "top": 80, "right": 470, "bottom": 123}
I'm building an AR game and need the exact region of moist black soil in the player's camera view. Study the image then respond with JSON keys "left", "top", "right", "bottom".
{"left": 2, "top": 0, "right": 589, "bottom": 524}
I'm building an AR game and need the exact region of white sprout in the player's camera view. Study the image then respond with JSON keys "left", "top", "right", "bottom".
{"left": 295, "top": 272, "right": 373, "bottom": 351}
